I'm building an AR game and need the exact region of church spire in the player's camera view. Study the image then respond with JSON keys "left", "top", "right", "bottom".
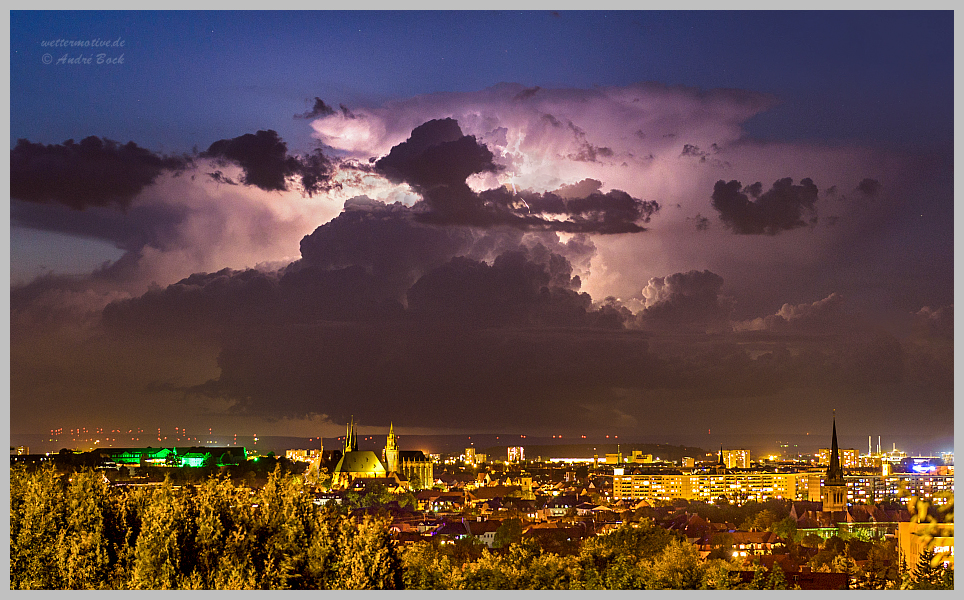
{"left": 345, "top": 416, "right": 358, "bottom": 453}
{"left": 384, "top": 421, "right": 399, "bottom": 473}
{"left": 386, "top": 422, "right": 398, "bottom": 451}
{"left": 826, "top": 412, "right": 844, "bottom": 483}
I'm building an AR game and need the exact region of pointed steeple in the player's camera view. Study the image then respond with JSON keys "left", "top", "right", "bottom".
{"left": 384, "top": 421, "right": 399, "bottom": 473}
{"left": 826, "top": 413, "right": 844, "bottom": 484}
{"left": 386, "top": 422, "right": 398, "bottom": 451}
{"left": 345, "top": 416, "right": 358, "bottom": 453}
{"left": 718, "top": 445, "right": 725, "bottom": 466}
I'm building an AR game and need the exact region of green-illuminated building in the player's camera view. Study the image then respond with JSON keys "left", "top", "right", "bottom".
{"left": 105, "top": 446, "right": 247, "bottom": 468}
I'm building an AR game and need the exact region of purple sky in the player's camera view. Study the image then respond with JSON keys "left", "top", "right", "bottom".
{"left": 8, "top": 11, "right": 954, "bottom": 448}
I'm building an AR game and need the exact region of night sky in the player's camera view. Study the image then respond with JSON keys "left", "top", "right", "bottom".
{"left": 8, "top": 11, "right": 954, "bottom": 449}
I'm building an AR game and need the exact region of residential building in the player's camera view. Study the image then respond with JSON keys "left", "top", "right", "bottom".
{"left": 722, "top": 449, "right": 750, "bottom": 469}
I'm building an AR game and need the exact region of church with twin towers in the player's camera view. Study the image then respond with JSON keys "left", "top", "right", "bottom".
{"left": 330, "top": 418, "right": 433, "bottom": 490}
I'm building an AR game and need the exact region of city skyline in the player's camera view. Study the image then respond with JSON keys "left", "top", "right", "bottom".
{"left": 9, "top": 11, "right": 954, "bottom": 447}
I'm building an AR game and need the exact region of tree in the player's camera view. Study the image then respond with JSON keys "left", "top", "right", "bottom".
{"left": 741, "top": 509, "right": 778, "bottom": 532}
{"left": 743, "top": 563, "right": 768, "bottom": 590}
{"left": 766, "top": 563, "right": 789, "bottom": 590}
{"left": 400, "top": 542, "right": 458, "bottom": 589}
{"left": 641, "top": 539, "right": 705, "bottom": 589}
{"left": 770, "top": 516, "right": 798, "bottom": 542}
{"left": 700, "top": 558, "right": 742, "bottom": 590}
{"left": 705, "top": 532, "right": 735, "bottom": 560}
{"left": 252, "top": 468, "right": 315, "bottom": 589}
{"left": 492, "top": 517, "right": 524, "bottom": 548}
{"left": 576, "top": 522, "right": 679, "bottom": 589}
{"left": 57, "top": 470, "right": 112, "bottom": 588}
{"left": 332, "top": 515, "right": 403, "bottom": 589}
{"left": 129, "top": 480, "right": 191, "bottom": 589}
{"left": 905, "top": 549, "right": 953, "bottom": 590}
{"left": 11, "top": 465, "right": 67, "bottom": 589}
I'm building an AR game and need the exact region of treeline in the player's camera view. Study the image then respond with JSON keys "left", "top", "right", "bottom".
{"left": 8, "top": 466, "right": 949, "bottom": 590}
{"left": 10, "top": 465, "right": 760, "bottom": 590}
{"left": 11, "top": 465, "right": 400, "bottom": 589}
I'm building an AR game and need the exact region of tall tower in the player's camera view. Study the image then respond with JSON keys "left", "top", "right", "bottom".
{"left": 344, "top": 417, "right": 358, "bottom": 453}
{"left": 822, "top": 414, "right": 848, "bottom": 513}
{"left": 384, "top": 422, "right": 399, "bottom": 474}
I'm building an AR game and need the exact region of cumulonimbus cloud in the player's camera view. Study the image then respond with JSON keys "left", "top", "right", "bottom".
{"left": 201, "top": 129, "right": 336, "bottom": 196}
{"left": 10, "top": 136, "right": 190, "bottom": 209}
{"left": 710, "top": 177, "right": 819, "bottom": 235}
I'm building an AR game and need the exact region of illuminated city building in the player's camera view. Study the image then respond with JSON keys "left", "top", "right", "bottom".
{"left": 817, "top": 447, "right": 858, "bottom": 469}
{"left": 632, "top": 451, "right": 654, "bottom": 464}
{"left": 331, "top": 418, "right": 386, "bottom": 488}
{"left": 507, "top": 446, "right": 525, "bottom": 463}
{"left": 102, "top": 446, "right": 246, "bottom": 468}
{"left": 330, "top": 419, "right": 433, "bottom": 489}
{"left": 721, "top": 449, "right": 750, "bottom": 469}
{"left": 286, "top": 438, "right": 323, "bottom": 463}
{"left": 898, "top": 522, "right": 954, "bottom": 569}
{"left": 396, "top": 450, "right": 433, "bottom": 489}
{"left": 612, "top": 468, "right": 801, "bottom": 503}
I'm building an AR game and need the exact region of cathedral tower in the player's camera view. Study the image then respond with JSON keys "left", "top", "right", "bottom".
{"left": 345, "top": 416, "right": 358, "bottom": 453}
{"left": 384, "top": 422, "right": 399, "bottom": 474}
{"left": 822, "top": 414, "right": 848, "bottom": 513}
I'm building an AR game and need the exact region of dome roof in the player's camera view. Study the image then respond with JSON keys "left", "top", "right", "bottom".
{"left": 333, "top": 450, "right": 386, "bottom": 477}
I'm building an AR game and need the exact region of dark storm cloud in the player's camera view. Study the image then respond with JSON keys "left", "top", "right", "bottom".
{"left": 565, "top": 121, "right": 614, "bottom": 163}
{"left": 102, "top": 268, "right": 282, "bottom": 339}
{"left": 514, "top": 86, "right": 541, "bottom": 101}
{"left": 474, "top": 187, "right": 660, "bottom": 234}
{"left": 101, "top": 195, "right": 602, "bottom": 339}
{"left": 295, "top": 197, "right": 482, "bottom": 299}
{"left": 553, "top": 178, "right": 603, "bottom": 199}
{"left": 374, "top": 119, "right": 658, "bottom": 233}
{"left": 375, "top": 118, "right": 500, "bottom": 189}
{"left": 207, "top": 170, "right": 238, "bottom": 186}
{"left": 635, "top": 270, "right": 733, "bottom": 332}
{"left": 10, "top": 136, "right": 189, "bottom": 209}
{"left": 856, "top": 177, "right": 882, "bottom": 198}
{"left": 295, "top": 97, "right": 336, "bottom": 119}
{"left": 202, "top": 129, "right": 335, "bottom": 196}
{"left": 179, "top": 309, "right": 950, "bottom": 431}
{"left": 710, "top": 177, "right": 819, "bottom": 234}
{"left": 11, "top": 198, "right": 190, "bottom": 252}
{"left": 407, "top": 248, "right": 597, "bottom": 327}
{"left": 90, "top": 224, "right": 951, "bottom": 432}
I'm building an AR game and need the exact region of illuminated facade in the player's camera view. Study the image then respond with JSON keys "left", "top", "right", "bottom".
{"left": 612, "top": 468, "right": 800, "bottom": 503}
{"left": 722, "top": 449, "right": 750, "bottom": 469}
{"left": 331, "top": 418, "right": 386, "bottom": 488}
{"left": 804, "top": 472, "right": 954, "bottom": 506}
{"left": 507, "top": 446, "right": 525, "bottom": 463}
{"left": 898, "top": 522, "right": 954, "bottom": 569}
{"left": 817, "top": 447, "right": 859, "bottom": 469}
{"left": 106, "top": 446, "right": 245, "bottom": 468}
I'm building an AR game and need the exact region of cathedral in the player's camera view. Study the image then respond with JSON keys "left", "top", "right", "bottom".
{"left": 330, "top": 419, "right": 433, "bottom": 490}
